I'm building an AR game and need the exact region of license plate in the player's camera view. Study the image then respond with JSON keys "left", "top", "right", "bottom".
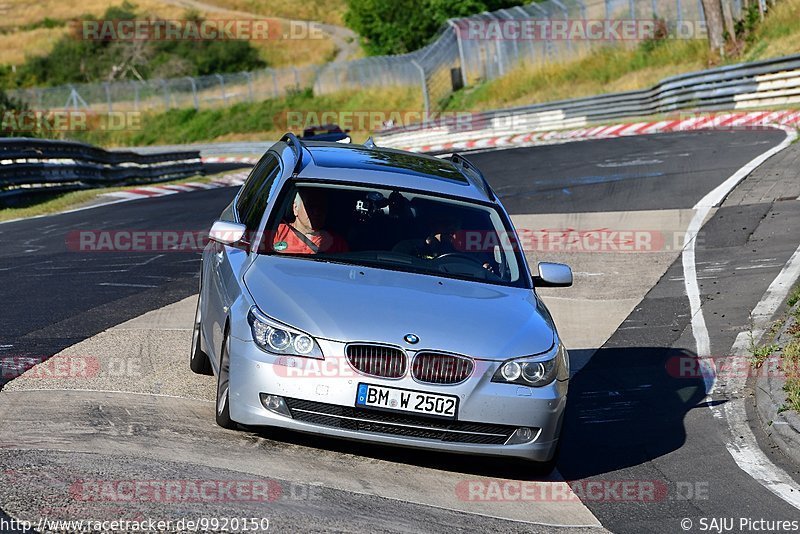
{"left": 355, "top": 383, "right": 458, "bottom": 419}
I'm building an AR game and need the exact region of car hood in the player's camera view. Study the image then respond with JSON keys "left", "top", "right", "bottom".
{"left": 244, "top": 256, "right": 555, "bottom": 360}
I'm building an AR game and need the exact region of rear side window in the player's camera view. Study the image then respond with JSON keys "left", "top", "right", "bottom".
{"left": 236, "top": 154, "right": 280, "bottom": 229}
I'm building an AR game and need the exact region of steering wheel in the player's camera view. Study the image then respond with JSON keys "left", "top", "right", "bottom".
{"left": 434, "top": 252, "right": 489, "bottom": 267}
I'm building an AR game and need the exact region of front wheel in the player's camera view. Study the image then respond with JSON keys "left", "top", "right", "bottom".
{"left": 215, "top": 332, "right": 237, "bottom": 429}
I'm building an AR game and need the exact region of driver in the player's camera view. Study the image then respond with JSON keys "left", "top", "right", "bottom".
{"left": 413, "top": 213, "right": 462, "bottom": 259}
{"left": 273, "top": 189, "right": 348, "bottom": 254}
{"left": 395, "top": 212, "right": 498, "bottom": 273}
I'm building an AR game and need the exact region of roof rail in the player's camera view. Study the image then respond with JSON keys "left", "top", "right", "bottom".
{"left": 450, "top": 153, "right": 494, "bottom": 201}
{"left": 280, "top": 132, "right": 304, "bottom": 173}
{"left": 363, "top": 137, "right": 377, "bottom": 149}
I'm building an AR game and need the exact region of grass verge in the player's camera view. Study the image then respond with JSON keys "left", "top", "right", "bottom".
{"left": 781, "top": 284, "right": 800, "bottom": 413}
{"left": 70, "top": 87, "right": 423, "bottom": 147}
{"left": 442, "top": 39, "right": 710, "bottom": 111}
{"left": 442, "top": 0, "right": 800, "bottom": 111}
{"left": 748, "top": 282, "right": 800, "bottom": 414}
{"left": 785, "top": 339, "right": 800, "bottom": 413}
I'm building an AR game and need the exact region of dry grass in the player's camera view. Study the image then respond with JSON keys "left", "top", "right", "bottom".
{"left": 444, "top": 39, "right": 709, "bottom": 111}
{"left": 199, "top": 0, "right": 347, "bottom": 26}
{"left": 256, "top": 24, "right": 337, "bottom": 66}
{"left": 784, "top": 339, "right": 800, "bottom": 413}
{"left": 602, "top": 63, "right": 704, "bottom": 93}
{"left": 779, "top": 283, "right": 800, "bottom": 413}
{"left": 444, "top": 0, "right": 800, "bottom": 112}
{"left": 745, "top": 0, "right": 800, "bottom": 61}
{"left": 0, "top": 0, "right": 186, "bottom": 27}
{"left": 0, "top": 0, "right": 340, "bottom": 67}
{"left": 0, "top": 27, "right": 67, "bottom": 64}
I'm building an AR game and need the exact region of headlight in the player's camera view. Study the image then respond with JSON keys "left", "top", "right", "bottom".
{"left": 492, "top": 343, "right": 566, "bottom": 387}
{"left": 247, "top": 307, "right": 323, "bottom": 359}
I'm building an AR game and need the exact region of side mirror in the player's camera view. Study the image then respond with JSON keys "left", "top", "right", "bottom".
{"left": 533, "top": 262, "right": 573, "bottom": 288}
{"left": 208, "top": 220, "right": 248, "bottom": 247}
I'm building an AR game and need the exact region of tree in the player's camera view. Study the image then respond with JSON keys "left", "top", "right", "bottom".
{"left": 345, "top": 0, "right": 525, "bottom": 56}
{"left": 7, "top": 3, "right": 266, "bottom": 88}
{"left": 702, "top": 0, "right": 726, "bottom": 55}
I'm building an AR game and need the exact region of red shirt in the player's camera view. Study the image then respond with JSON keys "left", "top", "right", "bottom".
{"left": 273, "top": 223, "right": 348, "bottom": 254}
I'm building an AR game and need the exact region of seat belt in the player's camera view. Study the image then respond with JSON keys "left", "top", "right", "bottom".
{"left": 287, "top": 225, "right": 321, "bottom": 253}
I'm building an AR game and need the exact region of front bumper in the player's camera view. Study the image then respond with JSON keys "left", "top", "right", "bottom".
{"left": 227, "top": 336, "right": 567, "bottom": 462}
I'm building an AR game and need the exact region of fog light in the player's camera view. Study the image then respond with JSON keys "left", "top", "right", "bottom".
{"left": 259, "top": 394, "right": 291, "bottom": 417}
{"left": 506, "top": 427, "right": 539, "bottom": 445}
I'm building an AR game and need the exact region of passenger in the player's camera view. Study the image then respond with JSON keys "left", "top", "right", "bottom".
{"left": 273, "top": 189, "right": 348, "bottom": 254}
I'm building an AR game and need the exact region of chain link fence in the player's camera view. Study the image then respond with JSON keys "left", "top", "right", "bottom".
{"left": 9, "top": 0, "right": 746, "bottom": 115}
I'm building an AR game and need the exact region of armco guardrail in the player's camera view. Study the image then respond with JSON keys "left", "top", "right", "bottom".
{"left": 0, "top": 138, "right": 203, "bottom": 203}
{"left": 375, "top": 53, "right": 800, "bottom": 151}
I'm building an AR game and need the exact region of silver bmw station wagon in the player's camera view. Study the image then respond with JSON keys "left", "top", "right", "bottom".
{"left": 191, "top": 134, "right": 573, "bottom": 472}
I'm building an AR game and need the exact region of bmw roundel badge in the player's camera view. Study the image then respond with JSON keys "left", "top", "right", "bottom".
{"left": 404, "top": 334, "right": 419, "bottom": 344}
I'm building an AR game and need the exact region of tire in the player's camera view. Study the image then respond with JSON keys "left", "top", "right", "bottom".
{"left": 215, "top": 331, "right": 237, "bottom": 429}
{"left": 189, "top": 294, "right": 212, "bottom": 375}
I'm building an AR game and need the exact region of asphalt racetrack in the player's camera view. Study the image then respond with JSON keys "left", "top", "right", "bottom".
{"left": 1, "top": 129, "right": 799, "bottom": 533}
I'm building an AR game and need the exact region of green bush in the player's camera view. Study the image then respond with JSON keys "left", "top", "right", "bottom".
{"left": 0, "top": 90, "right": 31, "bottom": 138}
{"left": 344, "top": 0, "right": 525, "bottom": 55}
{"left": 3, "top": 2, "right": 266, "bottom": 88}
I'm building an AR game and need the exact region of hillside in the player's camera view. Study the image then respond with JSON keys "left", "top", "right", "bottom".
{"left": 442, "top": 0, "right": 800, "bottom": 111}
{"left": 0, "top": 0, "right": 349, "bottom": 71}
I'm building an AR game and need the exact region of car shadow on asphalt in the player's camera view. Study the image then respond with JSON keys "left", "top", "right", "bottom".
{"left": 558, "top": 346, "right": 711, "bottom": 481}
{"left": 246, "top": 345, "right": 710, "bottom": 482}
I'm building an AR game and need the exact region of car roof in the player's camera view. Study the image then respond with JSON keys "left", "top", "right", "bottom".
{"left": 291, "top": 141, "right": 494, "bottom": 203}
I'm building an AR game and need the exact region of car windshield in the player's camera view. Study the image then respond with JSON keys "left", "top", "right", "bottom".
{"left": 262, "top": 181, "right": 526, "bottom": 287}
